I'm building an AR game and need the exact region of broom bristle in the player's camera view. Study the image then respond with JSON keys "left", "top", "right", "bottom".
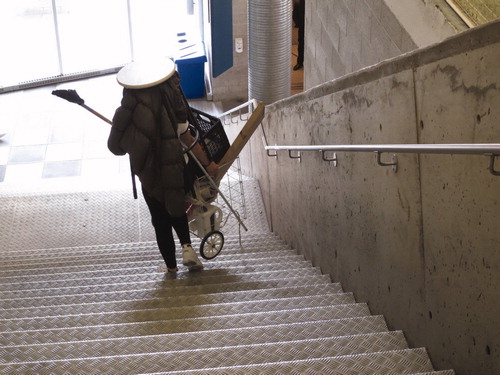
{"left": 52, "top": 89, "right": 85, "bottom": 105}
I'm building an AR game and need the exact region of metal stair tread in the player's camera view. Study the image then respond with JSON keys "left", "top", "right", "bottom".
{"left": 0, "top": 269, "right": 328, "bottom": 300}
{"left": 0, "top": 254, "right": 307, "bottom": 279}
{"left": 2, "top": 293, "right": 357, "bottom": 329}
{"left": 0, "top": 248, "right": 298, "bottom": 271}
{"left": 2, "top": 304, "right": 373, "bottom": 346}
{"left": 153, "top": 348, "right": 440, "bottom": 374}
{"left": 2, "top": 298, "right": 367, "bottom": 333}
{"left": 1, "top": 347, "right": 436, "bottom": 374}
{"left": 1, "top": 332, "right": 410, "bottom": 371}
{"left": 2, "top": 232, "right": 288, "bottom": 257}
{"left": 1, "top": 284, "right": 347, "bottom": 319}
{"left": 0, "top": 260, "right": 316, "bottom": 291}
{"left": 2, "top": 276, "right": 339, "bottom": 310}
{"left": 0, "top": 258, "right": 311, "bottom": 284}
{"left": 2, "top": 317, "right": 390, "bottom": 363}
{"left": 0, "top": 250, "right": 302, "bottom": 276}
{"left": 0, "top": 233, "right": 286, "bottom": 260}
{"left": 0, "top": 240, "right": 291, "bottom": 267}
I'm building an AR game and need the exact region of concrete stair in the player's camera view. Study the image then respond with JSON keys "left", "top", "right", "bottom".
{"left": 0, "top": 233, "right": 455, "bottom": 374}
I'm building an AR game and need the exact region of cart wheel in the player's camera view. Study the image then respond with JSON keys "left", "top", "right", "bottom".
{"left": 200, "top": 231, "right": 224, "bottom": 260}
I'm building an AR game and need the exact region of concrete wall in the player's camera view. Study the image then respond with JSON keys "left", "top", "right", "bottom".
{"left": 209, "top": 0, "right": 248, "bottom": 102}
{"left": 244, "top": 20, "right": 500, "bottom": 375}
{"left": 385, "top": 0, "right": 467, "bottom": 45}
{"left": 304, "top": 0, "right": 466, "bottom": 89}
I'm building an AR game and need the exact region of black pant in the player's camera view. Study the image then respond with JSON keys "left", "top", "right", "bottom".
{"left": 142, "top": 187, "right": 191, "bottom": 269}
{"left": 293, "top": 0, "right": 305, "bottom": 65}
{"left": 297, "top": 24, "right": 304, "bottom": 65}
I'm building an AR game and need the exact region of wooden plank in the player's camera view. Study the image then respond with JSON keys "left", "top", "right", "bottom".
{"left": 216, "top": 102, "right": 266, "bottom": 182}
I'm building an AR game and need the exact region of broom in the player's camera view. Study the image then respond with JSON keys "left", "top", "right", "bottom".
{"left": 52, "top": 89, "right": 137, "bottom": 198}
{"left": 52, "top": 89, "right": 113, "bottom": 125}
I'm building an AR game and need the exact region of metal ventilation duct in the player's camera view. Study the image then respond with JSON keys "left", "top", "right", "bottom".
{"left": 248, "top": 0, "right": 291, "bottom": 104}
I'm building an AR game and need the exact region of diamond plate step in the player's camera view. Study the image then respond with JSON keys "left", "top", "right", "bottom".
{"left": 0, "top": 332, "right": 409, "bottom": 373}
{"left": 1, "top": 284, "right": 347, "bottom": 320}
{"left": 0, "top": 233, "right": 284, "bottom": 260}
{"left": 2, "top": 275, "right": 338, "bottom": 310}
{"left": 0, "top": 268, "right": 326, "bottom": 301}
{"left": 0, "top": 235, "right": 289, "bottom": 268}
{"left": 3, "top": 294, "right": 361, "bottom": 332}
{"left": 0, "top": 246, "right": 297, "bottom": 272}
{"left": 151, "top": 348, "right": 443, "bottom": 375}
{"left": 0, "top": 257, "right": 308, "bottom": 284}
{"left": 2, "top": 305, "right": 371, "bottom": 346}
{"left": 1, "top": 259, "right": 315, "bottom": 291}
{"left": 0, "top": 253, "right": 306, "bottom": 280}
{"left": 1, "top": 316, "right": 389, "bottom": 363}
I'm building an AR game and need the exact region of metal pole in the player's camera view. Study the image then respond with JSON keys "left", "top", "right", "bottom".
{"left": 126, "top": 0, "right": 134, "bottom": 61}
{"left": 248, "top": 0, "right": 292, "bottom": 104}
{"left": 51, "top": 0, "right": 64, "bottom": 75}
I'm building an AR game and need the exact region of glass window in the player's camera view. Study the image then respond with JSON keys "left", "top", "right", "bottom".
{"left": 0, "top": 1, "right": 200, "bottom": 90}
{"left": 56, "top": 0, "right": 131, "bottom": 74}
{"left": 0, "top": 1, "right": 59, "bottom": 87}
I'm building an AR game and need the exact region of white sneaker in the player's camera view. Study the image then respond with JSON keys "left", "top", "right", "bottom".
{"left": 158, "top": 264, "right": 178, "bottom": 273}
{"left": 182, "top": 244, "right": 203, "bottom": 271}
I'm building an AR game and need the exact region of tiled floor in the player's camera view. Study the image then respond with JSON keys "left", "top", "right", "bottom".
{"left": 0, "top": 75, "right": 130, "bottom": 189}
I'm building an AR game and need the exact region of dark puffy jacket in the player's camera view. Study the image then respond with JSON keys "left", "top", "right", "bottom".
{"left": 108, "top": 73, "right": 188, "bottom": 217}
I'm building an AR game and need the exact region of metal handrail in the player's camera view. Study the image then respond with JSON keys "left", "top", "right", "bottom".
{"left": 218, "top": 99, "right": 258, "bottom": 125}
{"left": 265, "top": 143, "right": 500, "bottom": 176}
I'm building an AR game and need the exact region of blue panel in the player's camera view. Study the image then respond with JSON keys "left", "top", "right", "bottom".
{"left": 211, "top": 0, "right": 233, "bottom": 78}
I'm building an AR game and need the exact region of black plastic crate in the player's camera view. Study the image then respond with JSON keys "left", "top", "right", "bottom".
{"left": 191, "top": 107, "right": 230, "bottom": 163}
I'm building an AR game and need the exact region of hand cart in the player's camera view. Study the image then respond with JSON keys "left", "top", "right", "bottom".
{"left": 183, "top": 107, "right": 247, "bottom": 260}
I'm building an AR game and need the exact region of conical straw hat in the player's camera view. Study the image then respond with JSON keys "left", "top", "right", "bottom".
{"left": 117, "top": 58, "right": 176, "bottom": 89}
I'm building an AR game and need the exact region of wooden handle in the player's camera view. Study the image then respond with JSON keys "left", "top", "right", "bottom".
{"left": 216, "top": 102, "right": 266, "bottom": 182}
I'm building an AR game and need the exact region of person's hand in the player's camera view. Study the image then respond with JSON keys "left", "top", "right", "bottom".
{"left": 205, "top": 161, "right": 219, "bottom": 178}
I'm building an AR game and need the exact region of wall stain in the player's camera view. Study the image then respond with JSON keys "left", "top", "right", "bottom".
{"left": 391, "top": 77, "right": 410, "bottom": 89}
{"left": 342, "top": 90, "right": 373, "bottom": 108}
{"left": 397, "top": 188, "right": 411, "bottom": 222}
{"left": 435, "top": 65, "right": 498, "bottom": 99}
{"left": 334, "top": 105, "right": 344, "bottom": 115}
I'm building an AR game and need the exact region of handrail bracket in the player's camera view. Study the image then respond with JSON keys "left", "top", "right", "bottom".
{"left": 267, "top": 149, "right": 278, "bottom": 158}
{"left": 289, "top": 150, "right": 302, "bottom": 163}
{"left": 321, "top": 150, "right": 338, "bottom": 166}
{"left": 488, "top": 154, "right": 500, "bottom": 176}
{"left": 376, "top": 152, "right": 398, "bottom": 172}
